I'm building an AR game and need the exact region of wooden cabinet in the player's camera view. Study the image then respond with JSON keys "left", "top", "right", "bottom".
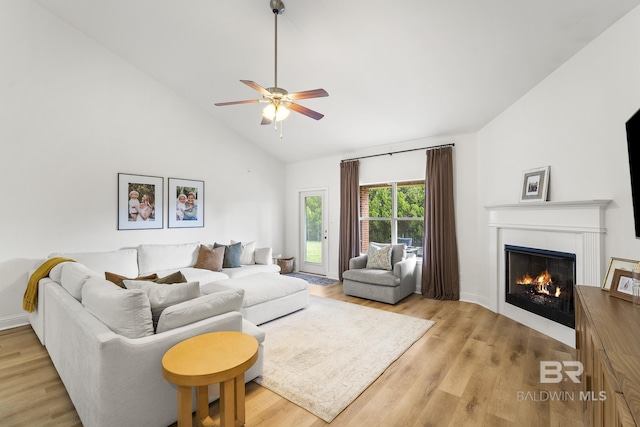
{"left": 575, "top": 286, "right": 640, "bottom": 427}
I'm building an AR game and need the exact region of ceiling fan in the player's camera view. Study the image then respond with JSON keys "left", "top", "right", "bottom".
{"left": 214, "top": 0, "right": 328, "bottom": 131}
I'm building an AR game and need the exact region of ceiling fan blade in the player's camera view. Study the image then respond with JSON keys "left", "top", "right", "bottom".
{"left": 287, "top": 88, "right": 329, "bottom": 100}
{"left": 240, "top": 80, "right": 272, "bottom": 97}
{"left": 261, "top": 116, "right": 272, "bottom": 125}
{"left": 288, "top": 102, "right": 325, "bottom": 120}
{"left": 214, "top": 99, "right": 261, "bottom": 106}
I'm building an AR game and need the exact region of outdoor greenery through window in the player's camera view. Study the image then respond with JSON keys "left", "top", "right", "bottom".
{"left": 360, "top": 181, "right": 424, "bottom": 257}
{"left": 304, "top": 195, "right": 322, "bottom": 263}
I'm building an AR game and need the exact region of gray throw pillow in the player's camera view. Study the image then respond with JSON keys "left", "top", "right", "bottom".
{"left": 214, "top": 242, "right": 242, "bottom": 268}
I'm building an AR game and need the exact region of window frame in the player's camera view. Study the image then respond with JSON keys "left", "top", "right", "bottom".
{"left": 359, "top": 180, "right": 424, "bottom": 256}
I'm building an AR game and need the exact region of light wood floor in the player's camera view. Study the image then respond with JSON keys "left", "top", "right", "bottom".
{"left": 0, "top": 282, "right": 584, "bottom": 427}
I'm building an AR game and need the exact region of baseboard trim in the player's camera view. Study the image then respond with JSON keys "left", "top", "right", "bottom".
{"left": 0, "top": 314, "right": 29, "bottom": 331}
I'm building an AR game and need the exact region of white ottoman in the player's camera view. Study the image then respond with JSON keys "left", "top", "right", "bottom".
{"left": 201, "top": 273, "right": 309, "bottom": 325}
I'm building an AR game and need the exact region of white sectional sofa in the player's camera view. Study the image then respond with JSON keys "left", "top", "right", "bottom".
{"left": 27, "top": 242, "right": 309, "bottom": 427}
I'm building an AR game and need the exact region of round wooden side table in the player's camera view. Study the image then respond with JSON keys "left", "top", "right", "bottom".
{"left": 162, "top": 331, "right": 259, "bottom": 427}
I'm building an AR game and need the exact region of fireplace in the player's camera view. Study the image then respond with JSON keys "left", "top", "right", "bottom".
{"left": 505, "top": 245, "right": 576, "bottom": 328}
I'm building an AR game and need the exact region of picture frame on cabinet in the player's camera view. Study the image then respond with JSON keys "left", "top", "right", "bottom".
{"left": 168, "top": 177, "right": 204, "bottom": 228}
{"left": 520, "top": 166, "right": 550, "bottom": 202}
{"left": 609, "top": 268, "right": 634, "bottom": 302}
{"left": 118, "top": 173, "right": 163, "bottom": 230}
{"left": 601, "top": 257, "right": 640, "bottom": 290}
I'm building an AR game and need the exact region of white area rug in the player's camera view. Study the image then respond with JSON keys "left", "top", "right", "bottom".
{"left": 255, "top": 295, "right": 435, "bottom": 422}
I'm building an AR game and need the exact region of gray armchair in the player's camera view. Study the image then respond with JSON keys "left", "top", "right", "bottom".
{"left": 342, "top": 244, "right": 417, "bottom": 304}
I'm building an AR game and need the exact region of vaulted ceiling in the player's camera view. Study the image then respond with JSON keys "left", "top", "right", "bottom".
{"left": 35, "top": 0, "right": 640, "bottom": 163}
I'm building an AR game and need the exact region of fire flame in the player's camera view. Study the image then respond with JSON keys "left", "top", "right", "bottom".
{"left": 517, "top": 270, "right": 561, "bottom": 297}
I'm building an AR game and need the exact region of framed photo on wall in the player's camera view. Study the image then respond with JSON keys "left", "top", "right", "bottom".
{"left": 118, "top": 173, "right": 163, "bottom": 230}
{"left": 520, "top": 166, "right": 550, "bottom": 202}
{"left": 168, "top": 177, "right": 204, "bottom": 228}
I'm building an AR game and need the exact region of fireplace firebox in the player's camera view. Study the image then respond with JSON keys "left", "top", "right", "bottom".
{"left": 505, "top": 245, "right": 576, "bottom": 328}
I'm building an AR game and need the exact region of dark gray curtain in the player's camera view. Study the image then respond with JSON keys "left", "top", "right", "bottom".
{"left": 422, "top": 147, "right": 460, "bottom": 300}
{"left": 339, "top": 160, "right": 360, "bottom": 281}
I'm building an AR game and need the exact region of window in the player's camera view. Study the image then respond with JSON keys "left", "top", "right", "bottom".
{"left": 359, "top": 181, "right": 424, "bottom": 257}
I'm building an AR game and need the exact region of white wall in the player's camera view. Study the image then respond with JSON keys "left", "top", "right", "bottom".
{"left": 476, "top": 6, "right": 640, "bottom": 307}
{"left": 285, "top": 4, "right": 640, "bottom": 311}
{"left": 284, "top": 134, "right": 479, "bottom": 300}
{"left": 0, "top": 1, "right": 285, "bottom": 328}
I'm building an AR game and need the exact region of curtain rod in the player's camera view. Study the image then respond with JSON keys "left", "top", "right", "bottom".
{"left": 340, "top": 143, "right": 454, "bottom": 163}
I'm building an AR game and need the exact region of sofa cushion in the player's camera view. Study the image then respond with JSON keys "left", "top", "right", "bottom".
{"left": 254, "top": 247, "right": 273, "bottom": 265}
{"left": 366, "top": 244, "right": 393, "bottom": 270}
{"left": 222, "top": 263, "right": 280, "bottom": 279}
{"left": 342, "top": 268, "right": 400, "bottom": 287}
{"left": 194, "top": 244, "right": 224, "bottom": 272}
{"left": 214, "top": 242, "right": 242, "bottom": 268}
{"left": 155, "top": 288, "right": 244, "bottom": 333}
{"left": 137, "top": 242, "right": 200, "bottom": 275}
{"left": 105, "top": 272, "right": 159, "bottom": 288}
{"left": 231, "top": 240, "right": 256, "bottom": 265}
{"left": 49, "top": 261, "right": 73, "bottom": 283}
{"left": 49, "top": 249, "right": 139, "bottom": 278}
{"left": 60, "top": 263, "right": 98, "bottom": 300}
{"left": 158, "top": 267, "right": 228, "bottom": 287}
{"left": 123, "top": 280, "right": 201, "bottom": 324}
{"left": 81, "top": 276, "right": 154, "bottom": 338}
{"left": 208, "top": 274, "right": 308, "bottom": 308}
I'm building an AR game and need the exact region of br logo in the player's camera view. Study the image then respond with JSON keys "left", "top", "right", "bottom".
{"left": 540, "top": 361, "right": 583, "bottom": 383}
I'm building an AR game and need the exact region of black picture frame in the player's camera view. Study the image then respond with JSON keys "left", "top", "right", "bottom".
{"left": 118, "top": 173, "right": 164, "bottom": 230}
{"left": 168, "top": 177, "right": 204, "bottom": 228}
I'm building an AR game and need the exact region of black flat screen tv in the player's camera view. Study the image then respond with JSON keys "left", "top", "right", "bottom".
{"left": 626, "top": 108, "right": 640, "bottom": 238}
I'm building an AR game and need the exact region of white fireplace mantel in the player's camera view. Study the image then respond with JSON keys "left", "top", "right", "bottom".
{"left": 486, "top": 200, "right": 611, "bottom": 346}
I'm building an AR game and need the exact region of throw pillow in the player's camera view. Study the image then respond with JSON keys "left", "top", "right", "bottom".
{"left": 370, "top": 242, "right": 407, "bottom": 266}
{"left": 81, "top": 276, "right": 154, "bottom": 339}
{"left": 106, "top": 271, "right": 186, "bottom": 288}
{"left": 366, "top": 244, "right": 393, "bottom": 270}
{"left": 194, "top": 245, "right": 224, "bottom": 272}
{"left": 231, "top": 240, "right": 256, "bottom": 265}
{"left": 154, "top": 271, "right": 188, "bottom": 284}
{"left": 122, "top": 280, "right": 201, "bottom": 325}
{"left": 105, "top": 272, "right": 159, "bottom": 288}
{"left": 254, "top": 247, "right": 273, "bottom": 265}
{"left": 155, "top": 288, "right": 245, "bottom": 333}
{"left": 214, "top": 242, "right": 242, "bottom": 268}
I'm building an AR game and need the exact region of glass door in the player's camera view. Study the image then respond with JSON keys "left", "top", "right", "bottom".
{"left": 299, "top": 190, "right": 327, "bottom": 275}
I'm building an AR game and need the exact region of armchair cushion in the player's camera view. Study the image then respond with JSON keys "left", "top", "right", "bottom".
{"left": 342, "top": 268, "right": 399, "bottom": 287}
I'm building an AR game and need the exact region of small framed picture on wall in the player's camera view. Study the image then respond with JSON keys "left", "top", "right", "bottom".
{"left": 168, "top": 177, "right": 204, "bottom": 228}
{"left": 520, "top": 166, "right": 550, "bottom": 202}
{"left": 118, "top": 173, "right": 164, "bottom": 230}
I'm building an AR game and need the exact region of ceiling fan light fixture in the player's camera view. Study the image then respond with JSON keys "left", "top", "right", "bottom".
{"left": 262, "top": 103, "right": 291, "bottom": 121}
{"left": 214, "top": 0, "right": 328, "bottom": 131}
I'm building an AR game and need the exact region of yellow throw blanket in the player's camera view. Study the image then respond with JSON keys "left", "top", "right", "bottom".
{"left": 22, "top": 257, "right": 75, "bottom": 313}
